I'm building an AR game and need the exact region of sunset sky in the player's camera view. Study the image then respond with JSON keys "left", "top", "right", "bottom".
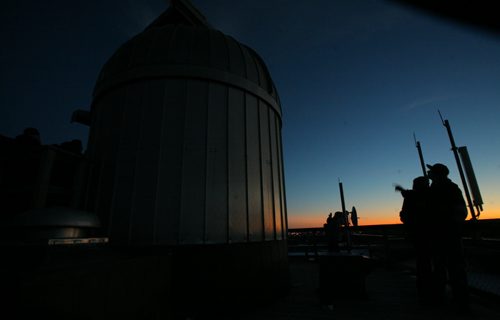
{"left": 1, "top": 0, "right": 499, "bottom": 227}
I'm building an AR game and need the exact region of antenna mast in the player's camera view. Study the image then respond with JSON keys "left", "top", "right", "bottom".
{"left": 414, "top": 133, "right": 427, "bottom": 178}
{"left": 438, "top": 111, "right": 477, "bottom": 220}
{"left": 338, "top": 179, "right": 352, "bottom": 251}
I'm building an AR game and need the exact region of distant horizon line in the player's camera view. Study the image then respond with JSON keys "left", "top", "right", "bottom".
{"left": 287, "top": 217, "right": 500, "bottom": 231}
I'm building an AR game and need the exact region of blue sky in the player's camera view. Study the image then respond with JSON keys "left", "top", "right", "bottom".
{"left": 1, "top": 0, "right": 499, "bottom": 226}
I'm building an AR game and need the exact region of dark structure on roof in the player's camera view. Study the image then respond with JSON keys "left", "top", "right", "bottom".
{"left": 0, "top": 132, "right": 94, "bottom": 243}
{"left": 2, "top": 1, "right": 289, "bottom": 318}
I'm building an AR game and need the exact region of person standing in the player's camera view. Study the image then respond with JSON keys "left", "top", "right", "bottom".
{"left": 324, "top": 213, "right": 340, "bottom": 252}
{"left": 426, "top": 163, "right": 469, "bottom": 308}
{"left": 396, "top": 176, "right": 433, "bottom": 303}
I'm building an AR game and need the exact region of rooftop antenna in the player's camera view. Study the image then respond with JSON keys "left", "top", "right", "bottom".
{"left": 414, "top": 133, "right": 427, "bottom": 178}
{"left": 458, "top": 146, "right": 483, "bottom": 215}
{"left": 338, "top": 178, "right": 352, "bottom": 251}
{"left": 438, "top": 110, "right": 478, "bottom": 220}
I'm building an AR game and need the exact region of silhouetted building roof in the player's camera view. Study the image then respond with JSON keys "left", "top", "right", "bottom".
{"left": 15, "top": 127, "right": 41, "bottom": 146}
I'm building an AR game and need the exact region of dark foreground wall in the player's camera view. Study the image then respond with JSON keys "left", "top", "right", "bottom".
{"left": 2, "top": 241, "right": 289, "bottom": 320}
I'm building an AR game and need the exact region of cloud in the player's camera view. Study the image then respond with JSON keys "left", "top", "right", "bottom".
{"left": 401, "top": 95, "right": 462, "bottom": 112}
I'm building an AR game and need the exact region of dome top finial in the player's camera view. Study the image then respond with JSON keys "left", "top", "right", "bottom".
{"left": 146, "top": 0, "right": 211, "bottom": 30}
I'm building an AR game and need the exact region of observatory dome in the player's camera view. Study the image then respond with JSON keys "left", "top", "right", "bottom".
{"left": 86, "top": 0, "right": 286, "bottom": 245}
{"left": 94, "top": 10, "right": 280, "bottom": 114}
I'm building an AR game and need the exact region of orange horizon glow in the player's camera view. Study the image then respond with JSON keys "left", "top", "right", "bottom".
{"left": 288, "top": 215, "right": 401, "bottom": 229}
{"left": 288, "top": 208, "right": 500, "bottom": 229}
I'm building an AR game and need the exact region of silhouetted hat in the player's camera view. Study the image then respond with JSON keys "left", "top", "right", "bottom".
{"left": 426, "top": 163, "right": 449, "bottom": 176}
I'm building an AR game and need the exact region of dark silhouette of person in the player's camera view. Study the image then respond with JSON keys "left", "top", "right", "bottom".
{"left": 396, "top": 176, "right": 433, "bottom": 304}
{"left": 324, "top": 212, "right": 340, "bottom": 252}
{"left": 426, "top": 163, "right": 469, "bottom": 308}
{"left": 326, "top": 212, "right": 333, "bottom": 224}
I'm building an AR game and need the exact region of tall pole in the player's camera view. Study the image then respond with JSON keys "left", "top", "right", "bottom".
{"left": 338, "top": 179, "right": 351, "bottom": 251}
{"left": 414, "top": 133, "right": 427, "bottom": 178}
{"left": 439, "top": 112, "right": 477, "bottom": 220}
{"left": 339, "top": 180, "right": 346, "bottom": 218}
